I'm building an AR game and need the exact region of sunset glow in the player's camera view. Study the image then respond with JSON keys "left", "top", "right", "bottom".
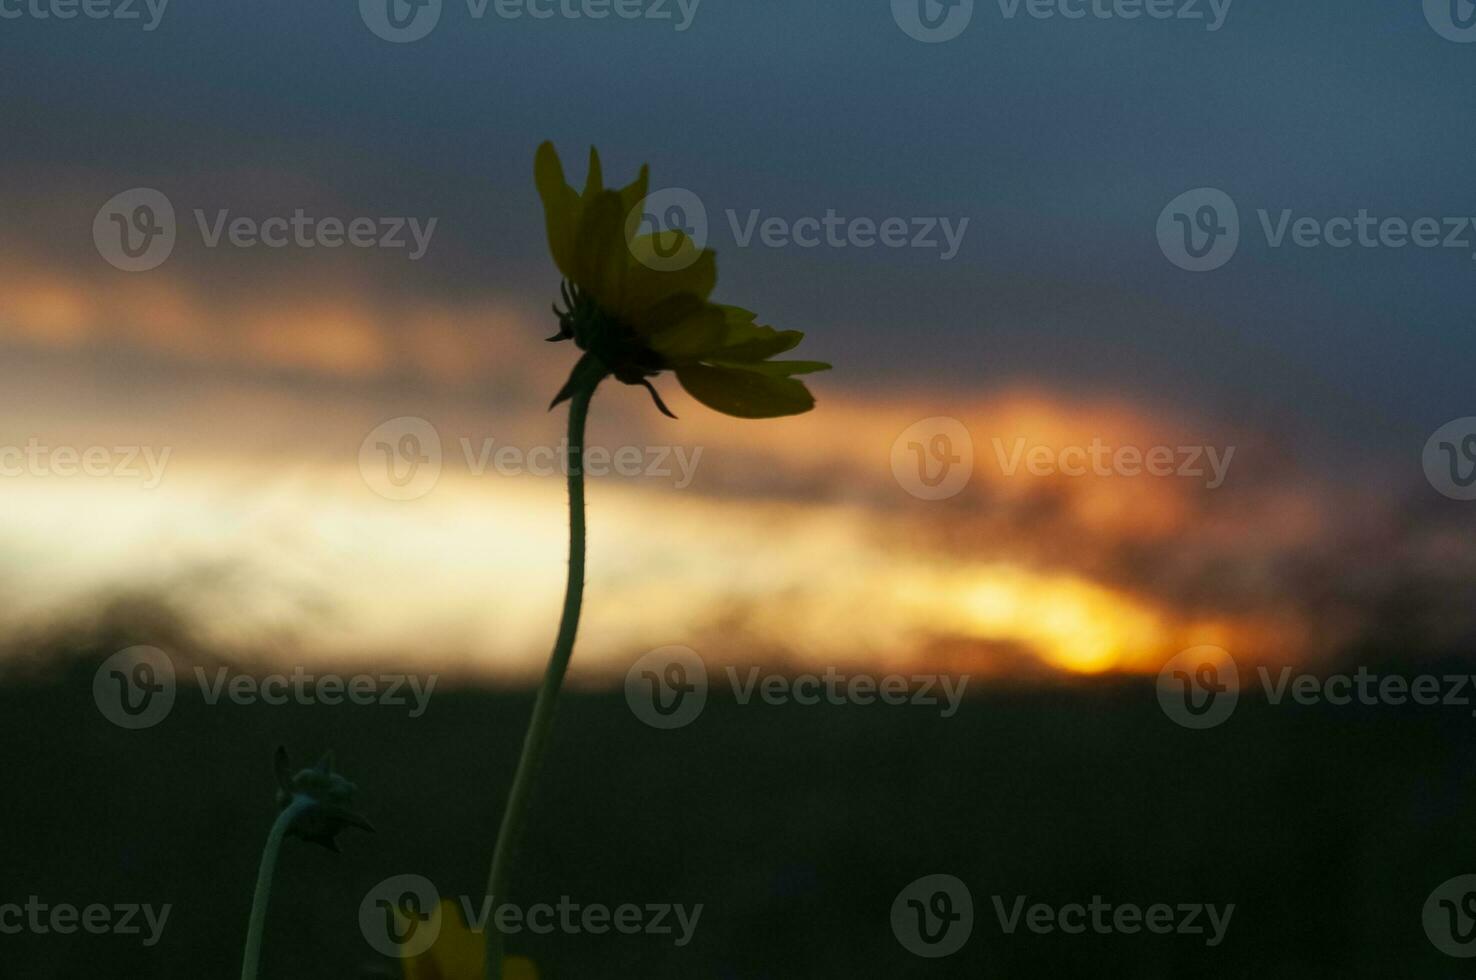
{"left": 0, "top": 263, "right": 1358, "bottom": 683}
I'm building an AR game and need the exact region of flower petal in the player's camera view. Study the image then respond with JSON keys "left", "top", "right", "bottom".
{"left": 676, "top": 362, "right": 817, "bottom": 418}
{"left": 683, "top": 305, "right": 801, "bottom": 360}
{"left": 534, "top": 142, "right": 581, "bottom": 280}
{"left": 620, "top": 235, "right": 717, "bottom": 318}
{"left": 581, "top": 146, "right": 604, "bottom": 200}
{"left": 618, "top": 163, "right": 649, "bottom": 222}
{"left": 400, "top": 899, "right": 539, "bottom": 980}
{"left": 400, "top": 900, "right": 479, "bottom": 980}
{"left": 707, "top": 359, "right": 831, "bottom": 376}
{"left": 572, "top": 190, "right": 629, "bottom": 309}
{"left": 642, "top": 298, "right": 729, "bottom": 359}
{"left": 716, "top": 328, "right": 804, "bottom": 361}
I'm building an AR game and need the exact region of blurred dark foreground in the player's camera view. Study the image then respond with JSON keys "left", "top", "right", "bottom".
{"left": 4, "top": 635, "right": 1476, "bottom": 979}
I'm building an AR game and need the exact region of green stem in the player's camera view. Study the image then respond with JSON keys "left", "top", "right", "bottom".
{"left": 485, "top": 367, "right": 602, "bottom": 980}
{"left": 240, "top": 797, "right": 310, "bottom": 980}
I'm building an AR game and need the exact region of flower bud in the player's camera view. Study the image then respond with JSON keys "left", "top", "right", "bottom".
{"left": 274, "top": 747, "right": 374, "bottom": 852}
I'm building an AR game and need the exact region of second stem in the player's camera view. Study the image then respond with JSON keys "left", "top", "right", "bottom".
{"left": 240, "top": 797, "right": 310, "bottom": 980}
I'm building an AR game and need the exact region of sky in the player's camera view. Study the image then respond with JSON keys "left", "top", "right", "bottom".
{"left": 0, "top": 0, "right": 1473, "bottom": 682}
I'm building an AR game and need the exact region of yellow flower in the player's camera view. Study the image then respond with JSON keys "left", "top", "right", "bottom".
{"left": 535, "top": 141, "right": 830, "bottom": 418}
{"left": 400, "top": 900, "right": 537, "bottom": 980}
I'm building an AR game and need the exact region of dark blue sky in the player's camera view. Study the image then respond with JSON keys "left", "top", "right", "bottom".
{"left": 3, "top": 0, "right": 1473, "bottom": 462}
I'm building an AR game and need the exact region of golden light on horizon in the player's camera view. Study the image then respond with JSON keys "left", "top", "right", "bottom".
{"left": 0, "top": 265, "right": 1341, "bottom": 683}
{"left": 892, "top": 564, "right": 1169, "bottom": 674}
{"left": 0, "top": 455, "right": 1284, "bottom": 681}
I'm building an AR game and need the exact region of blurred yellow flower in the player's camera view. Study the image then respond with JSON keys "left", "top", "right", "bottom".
{"left": 536, "top": 141, "right": 830, "bottom": 419}
{"left": 401, "top": 899, "right": 537, "bottom": 980}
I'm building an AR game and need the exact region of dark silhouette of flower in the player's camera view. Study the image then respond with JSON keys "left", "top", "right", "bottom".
{"left": 274, "top": 747, "right": 373, "bottom": 852}
{"left": 536, "top": 142, "right": 830, "bottom": 418}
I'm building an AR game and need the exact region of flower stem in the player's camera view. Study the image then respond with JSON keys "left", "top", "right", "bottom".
{"left": 485, "top": 366, "right": 603, "bottom": 980}
{"left": 240, "top": 797, "right": 310, "bottom": 980}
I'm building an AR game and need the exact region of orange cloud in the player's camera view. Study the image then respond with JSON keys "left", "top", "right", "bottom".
{"left": 0, "top": 256, "right": 1465, "bottom": 684}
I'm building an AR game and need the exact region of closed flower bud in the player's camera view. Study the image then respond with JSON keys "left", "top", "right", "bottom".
{"left": 274, "top": 747, "right": 374, "bottom": 852}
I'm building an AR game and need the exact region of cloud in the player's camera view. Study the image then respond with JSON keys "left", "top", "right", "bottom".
{"left": 0, "top": 255, "right": 1470, "bottom": 683}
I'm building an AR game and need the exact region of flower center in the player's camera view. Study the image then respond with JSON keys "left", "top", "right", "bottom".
{"left": 549, "top": 282, "right": 678, "bottom": 418}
